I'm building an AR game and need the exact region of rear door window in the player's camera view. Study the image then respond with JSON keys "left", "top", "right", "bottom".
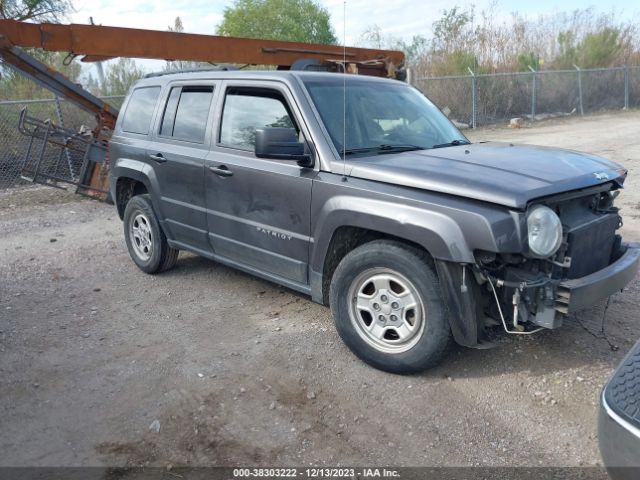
{"left": 121, "top": 86, "right": 161, "bottom": 135}
{"left": 159, "top": 86, "right": 214, "bottom": 143}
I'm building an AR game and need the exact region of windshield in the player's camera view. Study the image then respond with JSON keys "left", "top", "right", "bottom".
{"left": 302, "top": 76, "right": 468, "bottom": 156}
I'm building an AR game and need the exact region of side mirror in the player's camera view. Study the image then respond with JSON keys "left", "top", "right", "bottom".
{"left": 255, "top": 127, "right": 313, "bottom": 167}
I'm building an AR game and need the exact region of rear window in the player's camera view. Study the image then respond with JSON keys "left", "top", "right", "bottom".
{"left": 159, "top": 86, "right": 214, "bottom": 143}
{"left": 121, "top": 86, "right": 160, "bottom": 135}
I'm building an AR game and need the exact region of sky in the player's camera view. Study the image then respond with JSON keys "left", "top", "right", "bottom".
{"left": 71, "top": 0, "right": 639, "bottom": 43}
{"left": 69, "top": 0, "right": 639, "bottom": 74}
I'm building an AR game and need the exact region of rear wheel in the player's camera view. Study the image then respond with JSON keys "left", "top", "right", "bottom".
{"left": 330, "top": 240, "right": 450, "bottom": 374}
{"left": 123, "top": 194, "right": 178, "bottom": 274}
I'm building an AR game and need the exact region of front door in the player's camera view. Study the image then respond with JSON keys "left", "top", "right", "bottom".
{"left": 204, "top": 82, "right": 315, "bottom": 287}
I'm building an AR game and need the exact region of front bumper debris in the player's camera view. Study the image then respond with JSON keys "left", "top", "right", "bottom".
{"left": 556, "top": 243, "right": 640, "bottom": 314}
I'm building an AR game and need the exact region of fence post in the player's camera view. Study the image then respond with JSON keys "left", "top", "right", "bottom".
{"left": 467, "top": 66, "right": 477, "bottom": 128}
{"left": 624, "top": 65, "right": 629, "bottom": 110}
{"left": 528, "top": 66, "right": 537, "bottom": 121}
{"left": 54, "top": 96, "right": 75, "bottom": 175}
{"left": 573, "top": 64, "right": 584, "bottom": 116}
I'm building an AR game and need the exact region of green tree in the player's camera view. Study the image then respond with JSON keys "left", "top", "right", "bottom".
{"left": 425, "top": 6, "right": 482, "bottom": 75}
{"left": 517, "top": 51, "right": 540, "bottom": 71}
{"left": 0, "top": 0, "right": 77, "bottom": 98}
{"left": 577, "top": 27, "right": 621, "bottom": 68}
{"left": 431, "top": 6, "right": 473, "bottom": 53}
{"left": 217, "top": 0, "right": 337, "bottom": 45}
{"left": 448, "top": 50, "right": 479, "bottom": 74}
{"left": 554, "top": 27, "right": 623, "bottom": 69}
{"left": 0, "top": 0, "right": 72, "bottom": 21}
{"left": 0, "top": 49, "right": 81, "bottom": 99}
{"left": 554, "top": 31, "right": 578, "bottom": 68}
{"left": 100, "top": 58, "right": 145, "bottom": 96}
{"left": 85, "top": 73, "right": 101, "bottom": 96}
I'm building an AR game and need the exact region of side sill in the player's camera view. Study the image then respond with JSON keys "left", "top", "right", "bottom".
{"left": 167, "top": 239, "right": 313, "bottom": 298}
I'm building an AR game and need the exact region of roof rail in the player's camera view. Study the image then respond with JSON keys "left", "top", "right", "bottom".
{"left": 144, "top": 65, "right": 238, "bottom": 78}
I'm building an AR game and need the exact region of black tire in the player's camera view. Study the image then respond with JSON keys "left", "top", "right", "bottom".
{"left": 330, "top": 240, "right": 450, "bottom": 374}
{"left": 123, "top": 194, "right": 179, "bottom": 274}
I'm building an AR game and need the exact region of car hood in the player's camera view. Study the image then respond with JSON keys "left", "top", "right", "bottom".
{"left": 346, "top": 142, "right": 626, "bottom": 209}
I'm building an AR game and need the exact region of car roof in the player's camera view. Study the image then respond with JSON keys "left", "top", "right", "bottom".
{"left": 132, "top": 69, "right": 405, "bottom": 88}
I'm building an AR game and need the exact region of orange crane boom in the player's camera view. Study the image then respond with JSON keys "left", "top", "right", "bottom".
{"left": 0, "top": 19, "right": 404, "bottom": 70}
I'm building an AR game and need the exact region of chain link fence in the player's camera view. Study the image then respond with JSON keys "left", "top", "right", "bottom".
{"left": 413, "top": 65, "right": 640, "bottom": 128}
{"left": 0, "top": 95, "right": 124, "bottom": 189}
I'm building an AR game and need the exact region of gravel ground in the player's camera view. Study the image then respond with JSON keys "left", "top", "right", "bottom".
{"left": 1, "top": 111, "right": 640, "bottom": 468}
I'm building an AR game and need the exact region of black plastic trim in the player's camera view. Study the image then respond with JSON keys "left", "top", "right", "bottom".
{"left": 560, "top": 243, "right": 640, "bottom": 312}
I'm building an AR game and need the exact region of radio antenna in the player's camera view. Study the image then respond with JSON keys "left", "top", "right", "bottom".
{"left": 341, "top": 0, "right": 347, "bottom": 181}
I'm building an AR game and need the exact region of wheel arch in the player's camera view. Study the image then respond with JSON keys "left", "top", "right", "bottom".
{"left": 115, "top": 177, "right": 149, "bottom": 219}
{"left": 110, "top": 159, "right": 160, "bottom": 220}
{"left": 309, "top": 197, "right": 473, "bottom": 304}
{"left": 315, "top": 225, "right": 433, "bottom": 306}
{"left": 314, "top": 227, "right": 486, "bottom": 349}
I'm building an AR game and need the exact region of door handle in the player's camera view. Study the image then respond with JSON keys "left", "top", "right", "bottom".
{"left": 209, "top": 165, "right": 233, "bottom": 177}
{"left": 149, "top": 153, "right": 167, "bottom": 163}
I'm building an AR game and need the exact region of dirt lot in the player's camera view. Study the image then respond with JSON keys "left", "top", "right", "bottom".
{"left": 1, "top": 111, "right": 640, "bottom": 468}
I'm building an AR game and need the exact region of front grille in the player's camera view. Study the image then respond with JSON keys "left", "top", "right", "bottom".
{"left": 565, "top": 213, "right": 618, "bottom": 279}
{"left": 604, "top": 340, "right": 640, "bottom": 430}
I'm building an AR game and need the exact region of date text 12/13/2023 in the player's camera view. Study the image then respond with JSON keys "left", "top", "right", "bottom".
{"left": 233, "top": 468, "right": 401, "bottom": 478}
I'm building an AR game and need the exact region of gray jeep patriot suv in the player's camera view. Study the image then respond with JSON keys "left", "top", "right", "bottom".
{"left": 109, "top": 70, "right": 640, "bottom": 373}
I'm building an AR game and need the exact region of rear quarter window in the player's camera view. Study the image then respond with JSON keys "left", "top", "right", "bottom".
{"left": 121, "top": 86, "right": 161, "bottom": 135}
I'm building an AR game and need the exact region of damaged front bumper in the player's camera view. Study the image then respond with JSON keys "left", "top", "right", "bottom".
{"left": 437, "top": 243, "right": 640, "bottom": 347}
{"left": 496, "top": 242, "right": 640, "bottom": 331}
{"left": 556, "top": 242, "right": 640, "bottom": 314}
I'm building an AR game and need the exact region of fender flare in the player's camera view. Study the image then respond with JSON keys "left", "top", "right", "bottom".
{"left": 310, "top": 195, "right": 474, "bottom": 275}
{"left": 110, "top": 159, "right": 162, "bottom": 220}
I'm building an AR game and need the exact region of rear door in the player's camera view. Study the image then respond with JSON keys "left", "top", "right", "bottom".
{"left": 204, "top": 81, "right": 316, "bottom": 287}
{"left": 112, "top": 84, "right": 162, "bottom": 190}
{"left": 147, "top": 81, "right": 218, "bottom": 254}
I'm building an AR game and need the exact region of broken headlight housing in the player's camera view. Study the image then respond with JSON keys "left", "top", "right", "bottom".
{"left": 527, "top": 205, "right": 563, "bottom": 257}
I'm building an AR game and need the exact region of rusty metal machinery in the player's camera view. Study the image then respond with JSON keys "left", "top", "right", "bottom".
{"left": 0, "top": 39, "right": 117, "bottom": 198}
{"left": 0, "top": 20, "right": 404, "bottom": 72}
{"left": 0, "top": 20, "right": 404, "bottom": 200}
{"left": 18, "top": 107, "right": 109, "bottom": 196}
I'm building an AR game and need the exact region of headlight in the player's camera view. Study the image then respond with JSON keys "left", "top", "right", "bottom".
{"left": 527, "top": 205, "right": 563, "bottom": 257}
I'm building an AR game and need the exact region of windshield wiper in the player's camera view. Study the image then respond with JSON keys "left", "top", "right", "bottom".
{"left": 343, "top": 144, "right": 424, "bottom": 156}
{"left": 431, "top": 139, "right": 471, "bottom": 149}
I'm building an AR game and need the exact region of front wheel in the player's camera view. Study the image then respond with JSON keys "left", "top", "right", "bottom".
{"left": 123, "top": 194, "right": 179, "bottom": 274}
{"left": 330, "top": 240, "right": 450, "bottom": 374}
